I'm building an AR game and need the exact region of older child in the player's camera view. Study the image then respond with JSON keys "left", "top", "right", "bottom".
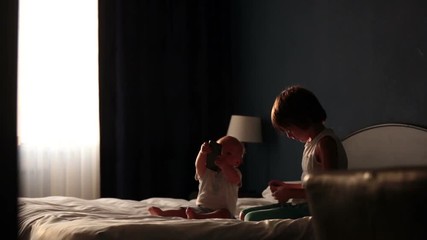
{"left": 240, "top": 85, "right": 348, "bottom": 221}
{"left": 148, "top": 135, "right": 245, "bottom": 219}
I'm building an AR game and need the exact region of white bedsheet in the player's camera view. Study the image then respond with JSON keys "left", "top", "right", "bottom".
{"left": 18, "top": 196, "right": 314, "bottom": 240}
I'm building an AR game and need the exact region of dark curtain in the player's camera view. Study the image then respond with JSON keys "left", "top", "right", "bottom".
{"left": 1, "top": 0, "right": 18, "bottom": 238}
{"left": 1, "top": 0, "right": 18, "bottom": 237}
{"left": 98, "top": 0, "right": 234, "bottom": 200}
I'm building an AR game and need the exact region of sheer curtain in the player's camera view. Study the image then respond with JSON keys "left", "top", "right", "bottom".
{"left": 17, "top": 0, "right": 99, "bottom": 199}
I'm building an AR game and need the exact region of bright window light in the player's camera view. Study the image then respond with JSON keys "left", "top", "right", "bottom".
{"left": 18, "top": 0, "right": 99, "bottom": 146}
{"left": 17, "top": 0, "right": 99, "bottom": 198}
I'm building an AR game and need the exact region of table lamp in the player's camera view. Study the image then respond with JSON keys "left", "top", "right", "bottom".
{"left": 226, "top": 115, "right": 262, "bottom": 143}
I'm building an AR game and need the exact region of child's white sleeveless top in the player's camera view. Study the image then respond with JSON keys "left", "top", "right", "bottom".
{"left": 291, "top": 128, "right": 347, "bottom": 205}
{"left": 301, "top": 128, "right": 348, "bottom": 182}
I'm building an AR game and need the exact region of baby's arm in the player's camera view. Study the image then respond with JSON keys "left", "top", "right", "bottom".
{"left": 216, "top": 163, "right": 241, "bottom": 185}
{"left": 195, "top": 142, "right": 210, "bottom": 179}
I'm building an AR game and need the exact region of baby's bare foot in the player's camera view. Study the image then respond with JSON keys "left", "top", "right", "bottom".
{"left": 185, "top": 207, "right": 197, "bottom": 219}
{"left": 148, "top": 206, "right": 163, "bottom": 216}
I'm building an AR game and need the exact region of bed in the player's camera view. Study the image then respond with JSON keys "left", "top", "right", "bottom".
{"left": 306, "top": 123, "right": 427, "bottom": 240}
{"left": 342, "top": 123, "right": 427, "bottom": 169}
{"left": 18, "top": 196, "right": 313, "bottom": 240}
{"left": 18, "top": 123, "right": 427, "bottom": 240}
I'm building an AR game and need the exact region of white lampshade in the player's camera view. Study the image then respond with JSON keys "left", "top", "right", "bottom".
{"left": 227, "top": 115, "right": 262, "bottom": 143}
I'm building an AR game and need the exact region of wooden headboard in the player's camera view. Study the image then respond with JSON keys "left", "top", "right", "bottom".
{"left": 342, "top": 123, "right": 427, "bottom": 170}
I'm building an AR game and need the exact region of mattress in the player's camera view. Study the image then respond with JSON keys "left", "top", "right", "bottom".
{"left": 18, "top": 196, "right": 314, "bottom": 240}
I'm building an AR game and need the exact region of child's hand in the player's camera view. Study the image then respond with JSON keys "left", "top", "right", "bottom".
{"left": 200, "top": 142, "right": 211, "bottom": 154}
{"left": 268, "top": 180, "right": 284, "bottom": 193}
{"left": 214, "top": 157, "right": 228, "bottom": 168}
{"left": 271, "top": 186, "right": 291, "bottom": 203}
{"left": 268, "top": 179, "right": 284, "bottom": 187}
{"left": 214, "top": 159, "right": 224, "bottom": 168}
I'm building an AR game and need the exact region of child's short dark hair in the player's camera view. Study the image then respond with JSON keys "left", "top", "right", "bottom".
{"left": 271, "top": 85, "right": 327, "bottom": 130}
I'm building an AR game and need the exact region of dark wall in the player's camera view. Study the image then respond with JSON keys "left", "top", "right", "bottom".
{"left": 230, "top": 0, "right": 427, "bottom": 193}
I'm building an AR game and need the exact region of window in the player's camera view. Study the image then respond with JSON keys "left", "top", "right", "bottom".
{"left": 18, "top": 0, "right": 99, "bottom": 199}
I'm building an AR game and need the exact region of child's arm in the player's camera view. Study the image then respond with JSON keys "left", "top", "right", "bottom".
{"left": 195, "top": 142, "right": 210, "bottom": 179}
{"left": 268, "top": 180, "right": 305, "bottom": 203}
{"left": 216, "top": 162, "right": 241, "bottom": 185}
{"left": 315, "top": 136, "right": 339, "bottom": 170}
{"left": 269, "top": 180, "right": 302, "bottom": 190}
{"left": 272, "top": 187, "right": 306, "bottom": 203}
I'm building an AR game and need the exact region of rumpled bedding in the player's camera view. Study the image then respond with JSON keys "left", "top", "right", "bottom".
{"left": 18, "top": 196, "right": 314, "bottom": 240}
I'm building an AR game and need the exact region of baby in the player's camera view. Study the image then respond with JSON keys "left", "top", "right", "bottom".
{"left": 148, "top": 135, "right": 244, "bottom": 219}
